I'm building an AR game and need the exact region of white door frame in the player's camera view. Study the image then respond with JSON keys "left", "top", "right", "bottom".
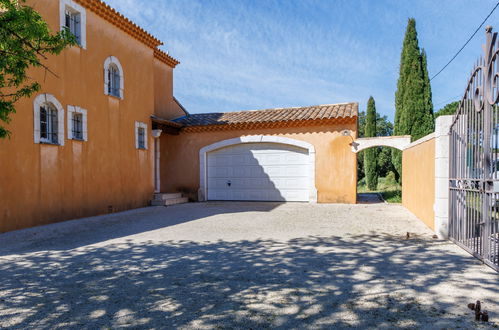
{"left": 198, "top": 135, "right": 317, "bottom": 203}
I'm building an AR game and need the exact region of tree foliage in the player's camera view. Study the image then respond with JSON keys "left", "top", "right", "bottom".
{"left": 434, "top": 101, "right": 459, "bottom": 118}
{"left": 357, "top": 110, "right": 394, "bottom": 182}
{"left": 364, "top": 96, "right": 378, "bottom": 190}
{"left": 0, "top": 0, "right": 75, "bottom": 138}
{"left": 392, "top": 18, "right": 434, "bottom": 180}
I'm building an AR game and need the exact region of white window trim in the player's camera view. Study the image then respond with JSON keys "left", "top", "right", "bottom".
{"left": 135, "top": 121, "right": 148, "bottom": 150}
{"left": 67, "top": 105, "right": 88, "bottom": 141}
{"left": 104, "top": 56, "right": 124, "bottom": 99}
{"left": 59, "top": 0, "right": 86, "bottom": 49}
{"left": 33, "top": 94, "right": 65, "bottom": 146}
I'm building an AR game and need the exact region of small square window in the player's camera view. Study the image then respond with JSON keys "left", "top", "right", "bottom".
{"left": 138, "top": 127, "right": 145, "bottom": 149}
{"left": 135, "top": 121, "right": 147, "bottom": 150}
{"left": 67, "top": 106, "right": 87, "bottom": 141}
{"left": 72, "top": 112, "right": 83, "bottom": 140}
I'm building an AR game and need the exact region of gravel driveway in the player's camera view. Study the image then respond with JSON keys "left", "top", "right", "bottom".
{"left": 0, "top": 200, "right": 498, "bottom": 329}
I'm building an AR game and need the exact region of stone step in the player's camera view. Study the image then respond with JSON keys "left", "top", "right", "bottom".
{"left": 164, "top": 197, "right": 189, "bottom": 206}
{"left": 151, "top": 193, "right": 188, "bottom": 206}
{"left": 153, "top": 192, "right": 182, "bottom": 200}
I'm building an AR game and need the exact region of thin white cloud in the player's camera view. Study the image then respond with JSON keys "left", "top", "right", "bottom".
{"left": 104, "top": 0, "right": 499, "bottom": 119}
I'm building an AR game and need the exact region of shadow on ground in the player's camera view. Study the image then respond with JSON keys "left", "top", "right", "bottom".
{"left": 357, "top": 193, "right": 384, "bottom": 204}
{"left": 0, "top": 202, "right": 285, "bottom": 255}
{"left": 1, "top": 233, "right": 497, "bottom": 328}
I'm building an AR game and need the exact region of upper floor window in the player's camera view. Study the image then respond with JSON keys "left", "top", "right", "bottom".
{"left": 59, "top": 0, "right": 86, "bottom": 49}
{"left": 67, "top": 106, "right": 88, "bottom": 141}
{"left": 65, "top": 8, "right": 81, "bottom": 44}
{"left": 108, "top": 64, "right": 120, "bottom": 97}
{"left": 33, "top": 94, "right": 65, "bottom": 146}
{"left": 104, "top": 56, "right": 124, "bottom": 99}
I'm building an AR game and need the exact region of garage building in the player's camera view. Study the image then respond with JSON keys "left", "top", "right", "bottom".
{"left": 155, "top": 102, "right": 358, "bottom": 204}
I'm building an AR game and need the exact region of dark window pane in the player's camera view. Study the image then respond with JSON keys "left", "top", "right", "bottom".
{"left": 138, "top": 127, "right": 145, "bottom": 149}
{"left": 72, "top": 113, "right": 83, "bottom": 140}
{"left": 40, "top": 106, "right": 47, "bottom": 139}
{"left": 50, "top": 108, "right": 58, "bottom": 144}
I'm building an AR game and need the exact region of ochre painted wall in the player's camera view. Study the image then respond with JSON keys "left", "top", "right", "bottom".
{"left": 159, "top": 123, "right": 358, "bottom": 204}
{"left": 153, "top": 58, "right": 185, "bottom": 120}
{"left": 0, "top": 0, "right": 174, "bottom": 232}
{"left": 402, "top": 138, "right": 435, "bottom": 230}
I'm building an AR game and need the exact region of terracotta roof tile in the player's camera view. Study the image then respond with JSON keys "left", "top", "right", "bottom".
{"left": 174, "top": 103, "right": 358, "bottom": 127}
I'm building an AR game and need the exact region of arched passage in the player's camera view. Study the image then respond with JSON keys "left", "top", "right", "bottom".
{"left": 351, "top": 135, "right": 411, "bottom": 153}
{"left": 356, "top": 143, "right": 403, "bottom": 203}
{"left": 198, "top": 135, "right": 317, "bottom": 203}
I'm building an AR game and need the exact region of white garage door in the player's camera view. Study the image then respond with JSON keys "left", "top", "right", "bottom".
{"left": 207, "top": 143, "right": 310, "bottom": 201}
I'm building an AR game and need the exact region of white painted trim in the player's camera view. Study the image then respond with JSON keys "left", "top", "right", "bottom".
{"left": 103, "top": 56, "right": 124, "bottom": 99}
{"left": 33, "top": 93, "right": 65, "bottom": 146}
{"left": 135, "top": 121, "right": 148, "bottom": 150}
{"left": 198, "top": 135, "right": 317, "bottom": 203}
{"left": 434, "top": 115, "right": 454, "bottom": 239}
{"left": 59, "top": 0, "right": 86, "bottom": 49}
{"left": 67, "top": 105, "right": 88, "bottom": 141}
{"left": 352, "top": 135, "right": 411, "bottom": 153}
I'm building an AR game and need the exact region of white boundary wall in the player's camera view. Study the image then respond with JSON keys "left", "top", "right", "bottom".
{"left": 434, "top": 115, "right": 454, "bottom": 239}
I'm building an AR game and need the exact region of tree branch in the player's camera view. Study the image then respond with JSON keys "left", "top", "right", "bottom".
{"left": 0, "top": 49, "right": 59, "bottom": 78}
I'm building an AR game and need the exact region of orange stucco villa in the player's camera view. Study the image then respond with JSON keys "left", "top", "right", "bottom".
{"left": 0, "top": 0, "right": 358, "bottom": 233}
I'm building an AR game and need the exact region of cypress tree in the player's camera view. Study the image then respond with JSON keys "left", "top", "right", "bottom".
{"left": 421, "top": 49, "right": 435, "bottom": 133}
{"left": 364, "top": 96, "right": 378, "bottom": 190}
{"left": 392, "top": 18, "right": 434, "bottom": 180}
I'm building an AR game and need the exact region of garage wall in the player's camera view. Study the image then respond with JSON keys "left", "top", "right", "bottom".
{"left": 402, "top": 134, "right": 436, "bottom": 230}
{"left": 160, "top": 122, "right": 358, "bottom": 203}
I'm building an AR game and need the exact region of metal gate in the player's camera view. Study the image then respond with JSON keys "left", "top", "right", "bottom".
{"left": 449, "top": 26, "right": 499, "bottom": 272}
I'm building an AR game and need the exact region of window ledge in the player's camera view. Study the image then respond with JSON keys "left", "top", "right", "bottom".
{"left": 39, "top": 141, "right": 61, "bottom": 146}
{"left": 106, "top": 94, "right": 123, "bottom": 100}
{"left": 70, "top": 137, "right": 85, "bottom": 142}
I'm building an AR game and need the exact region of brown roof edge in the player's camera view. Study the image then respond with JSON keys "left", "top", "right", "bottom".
{"left": 174, "top": 102, "right": 358, "bottom": 127}
{"left": 150, "top": 115, "right": 184, "bottom": 128}
{"left": 154, "top": 49, "right": 180, "bottom": 68}
{"left": 75, "top": 0, "right": 163, "bottom": 49}
{"left": 182, "top": 116, "right": 357, "bottom": 133}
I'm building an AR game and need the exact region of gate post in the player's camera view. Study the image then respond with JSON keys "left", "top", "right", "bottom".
{"left": 434, "top": 115, "right": 454, "bottom": 239}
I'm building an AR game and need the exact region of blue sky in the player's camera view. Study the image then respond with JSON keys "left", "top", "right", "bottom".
{"left": 106, "top": 0, "right": 499, "bottom": 121}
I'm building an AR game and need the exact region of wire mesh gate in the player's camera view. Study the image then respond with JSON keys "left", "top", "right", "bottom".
{"left": 449, "top": 27, "right": 499, "bottom": 272}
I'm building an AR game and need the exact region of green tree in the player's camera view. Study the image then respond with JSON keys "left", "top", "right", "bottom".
{"left": 0, "top": 0, "right": 75, "bottom": 138}
{"left": 392, "top": 18, "right": 434, "bottom": 181}
{"left": 434, "top": 101, "right": 459, "bottom": 118}
{"left": 357, "top": 111, "right": 394, "bottom": 181}
{"left": 364, "top": 96, "right": 378, "bottom": 190}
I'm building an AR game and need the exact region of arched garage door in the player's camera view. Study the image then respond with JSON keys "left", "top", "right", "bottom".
{"left": 207, "top": 142, "right": 310, "bottom": 201}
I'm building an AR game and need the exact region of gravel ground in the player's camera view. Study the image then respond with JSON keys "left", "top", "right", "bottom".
{"left": 0, "top": 200, "right": 498, "bottom": 329}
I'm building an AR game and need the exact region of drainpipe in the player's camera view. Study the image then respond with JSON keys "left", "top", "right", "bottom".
{"left": 152, "top": 129, "right": 162, "bottom": 193}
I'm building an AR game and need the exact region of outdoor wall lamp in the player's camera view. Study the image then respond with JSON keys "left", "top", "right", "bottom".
{"left": 341, "top": 129, "right": 359, "bottom": 149}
